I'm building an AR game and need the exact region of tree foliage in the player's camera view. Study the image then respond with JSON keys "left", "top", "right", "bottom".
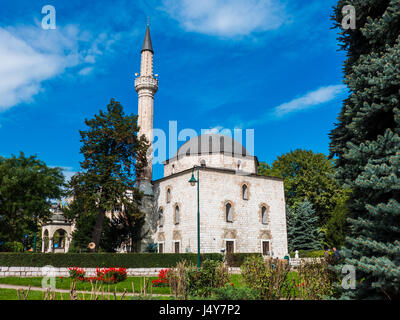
{"left": 286, "top": 199, "right": 322, "bottom": 252}
{"left": 66, "top": 99, "right": 149, "bottom": 252}
{"left": 329, "top": 0, "right": 400, "bottom": 299}
{"left": 258, "top": 149, "right": 349, "bottom": 226}
{"left": 0, "top": 152, "right": 65, "bottom": 243}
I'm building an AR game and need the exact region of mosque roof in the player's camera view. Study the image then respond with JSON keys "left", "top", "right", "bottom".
{"left": 174, "top": 134, "right": 251, "bottom": 159}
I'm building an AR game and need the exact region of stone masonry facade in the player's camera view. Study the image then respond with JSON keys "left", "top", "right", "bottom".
{"left": 152, "top": 166, "right": 288, "bottom": 258}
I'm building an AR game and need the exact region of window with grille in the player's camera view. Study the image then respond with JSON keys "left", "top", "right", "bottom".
{"left": 242, "top": 184, "right": 248, "bottom": 200}
{"left": 262, "top": 206, "right": 268, "bottom": 224}
{"left": 167, "top": 188, "right": 171, "bottom": 203}
{"left": 175, "top": 205, "right": 180, "bottom": 224}
{"left": 226, "top": 203, "right": 233, "bottom": 222}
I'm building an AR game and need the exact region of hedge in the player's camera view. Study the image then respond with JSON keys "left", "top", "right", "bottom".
{"left": 225, "top": 253, "right": 263, "bottom": 267}
{"left": 0, "top": 253, "right": 226, "bottom": 268}
{"left": 288, "top": 250, "right": 326, "bottom": 258}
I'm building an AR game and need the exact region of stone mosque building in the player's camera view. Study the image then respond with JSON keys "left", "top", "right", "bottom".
{"left": 136, "top": 25, "right": 288, "bottom": 258}
{"left": 42, "top": 25, "right": 288, "bottom": 258}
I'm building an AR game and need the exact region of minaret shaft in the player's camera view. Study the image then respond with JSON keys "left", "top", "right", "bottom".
{"left": 135, "top": 25, "right": 158, "bottom": 185}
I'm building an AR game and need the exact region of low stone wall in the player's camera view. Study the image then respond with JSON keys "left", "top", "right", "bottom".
{"left": 0, "top": 266, "right": 242, "bottom": 278}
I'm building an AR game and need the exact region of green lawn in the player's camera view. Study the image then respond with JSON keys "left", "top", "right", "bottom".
{"left": 0, "top": 273, "right": 307, "bottom": 300}
{"left": 0, "top": 288, "right": 175, "bottom": 300}
{"left": 0, "top": 274, "right": 245, "bottom": 293}
{"left": 0, "top": 276, "right": 172, "bottom": 295}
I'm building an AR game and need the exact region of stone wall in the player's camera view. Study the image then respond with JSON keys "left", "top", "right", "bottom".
{"left": 153, "top": 167, "right": 288, "bottom": 257}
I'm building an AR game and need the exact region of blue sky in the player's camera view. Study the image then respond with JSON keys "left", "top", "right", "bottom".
{"left": 0, "top": 0, "right": 346, "bottom": 181}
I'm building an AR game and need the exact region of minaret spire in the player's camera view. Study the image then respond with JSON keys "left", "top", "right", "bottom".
{"left": 142, "top": 23, "right": 153, "bottom": 53}
{"left": 135, "top": 23, "right": 158, "bottom": 194}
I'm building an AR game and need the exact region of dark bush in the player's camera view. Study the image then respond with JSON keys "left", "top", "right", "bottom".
{"left": 2, "top": 242, "right": 24, "bottom": 253}
{"left": 225, "top": 253, "right": 262, "bottom": 267}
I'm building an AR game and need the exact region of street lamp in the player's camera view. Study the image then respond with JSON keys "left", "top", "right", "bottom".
{"left": 188, "top": 165, "right": 200, "bottom": 270}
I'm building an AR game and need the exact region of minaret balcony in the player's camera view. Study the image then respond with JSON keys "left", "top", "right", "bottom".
{"left": 135, "top": 76, "right": 158, "bottom": 92}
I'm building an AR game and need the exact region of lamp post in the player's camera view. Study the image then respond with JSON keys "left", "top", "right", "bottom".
{"left": 188, "top": 165, "right": 200, "bottom": 270}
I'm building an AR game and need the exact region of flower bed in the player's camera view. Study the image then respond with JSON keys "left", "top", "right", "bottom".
{"left": 151, "top": 269, "right": 170, "bottom": 287}
{"left": 68, "top": 266, "right": 127, "bottom": 284}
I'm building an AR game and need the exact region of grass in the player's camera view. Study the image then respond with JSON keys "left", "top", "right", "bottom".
{"left": 0, "top": 276, "right": 171, "bottom": 295}
{"left": 0, "top": 288, "right": 175, "bottom": 300}
{"left": 0, "top": 274, "right": 245, "bottom": 293}
{"left": 0, "top": 273, "right": 311, "bottom": 300}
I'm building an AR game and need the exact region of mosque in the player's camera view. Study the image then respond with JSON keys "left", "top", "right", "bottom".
{"left": 42, "top": 25, "right": 289, "bottom": 258}
{"left": 135, "top": 25, "right": 288, "bottom": 257}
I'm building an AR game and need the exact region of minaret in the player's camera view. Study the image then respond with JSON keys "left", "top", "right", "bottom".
{"left": 135, "top": 23, "right": 158, "bottom": 194}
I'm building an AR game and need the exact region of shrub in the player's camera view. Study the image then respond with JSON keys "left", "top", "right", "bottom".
{"left": 151, "top": 269, "right": 170, "bottom": 287}
{"left": 187, "top": 259, "right": 230, "bottom": 298}
{"left": 68, "top": 266, "right": 86, "bottom": 280}
{"left": 210, "top": 284, "right": 260, "bottom": 300}
{"left": 166, "top": 259, "right": 232, "bottom": 300}
{"left": 2, "top": 242, "right": 24, "bottom": 253}
{"left": 225, "top": 253, "right": 262, "bottom": 267}
{"left": 289, "top": 250, "right": 325, "bottom": 258}
{"left": 96, "top": 267, "right": 127, "bottom": 284}
{"left": 241, "top": 256, "right": 292, "bottom": 300}
{"left": 68, "top": 266, "right": 127, "bottom": 284}
{"left": 165, "top": 260, "right": 191, "bottom": 300}
{"left": 294, "top": 260, "right": 337, "bottom": 299}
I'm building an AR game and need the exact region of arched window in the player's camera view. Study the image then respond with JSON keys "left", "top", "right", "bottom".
{"left": 226, "top": 203, "right": 233, "bottom": 222}
{"left": 237, "top": 160, "right": 242, "bottom": 171}
{"left": 172, "top": 165, "right": 175, "bottom": 174}
{"left": 261, "top": 206, "right": 268, "bottom": 225}
{"left": 158, "top": 208, "right": 164, "bottom": 227}
{"left": 53, "top": 229, "right": 66, "bottom": 249}
{"left": 200, "top": 159, "right": 206, "bottom": 167}
{"left": 242, "top": 184, "right": 248, "bottom": 200}
{"left": 167, "top": 188, "right": 171, "bottom": 203}
{"left": 174, "top": 205, "right": 180, "bottom": 224}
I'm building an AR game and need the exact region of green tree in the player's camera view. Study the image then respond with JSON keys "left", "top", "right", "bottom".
{"left": 329, "top": 0, "right": 400, "bottom": 299}
{"left": 0, "top": 152, "right": 65, "bottom": 244}
{"left": 258, "top": 149, "right": 348, "bottom": 226}
{"left": 287, "top": 199, "right": 322, "bottom": 252}
{"left": 66, "top": 98, "right": 149, "bottom": 252}
{"left": 324, "top": 199, "right": 348, "bottom": 248}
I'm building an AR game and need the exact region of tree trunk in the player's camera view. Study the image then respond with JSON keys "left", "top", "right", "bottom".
{"left": 90, "top": 206, "right": 105, "bottom": 252}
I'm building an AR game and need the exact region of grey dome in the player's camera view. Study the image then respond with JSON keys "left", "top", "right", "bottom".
{"left": 175, "top": 134, "right": 250, "bottom": 158}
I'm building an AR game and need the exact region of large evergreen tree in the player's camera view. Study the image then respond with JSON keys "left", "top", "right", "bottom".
{"left": 330, "top": 0, "right": 400, "bottom": 299}
{"left": 0, "top": 153, "right": 65, "bottom": 244}
{"left": 66, "top": 99, "right": 149, "bottom": 252}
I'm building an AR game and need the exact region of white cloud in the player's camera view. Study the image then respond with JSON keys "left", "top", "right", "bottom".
{"left": 273, "top": 84, "right": 346, "bottom": 117}
{"left": 160, "top": 0, "right": 286, "bottom": 37}
{"left": 235, "top": 84, "right": 346, "bottom": 128}
{"left": 78, "top": 66, "right": 94, "bottom": 76}
{"left": 0, "top": 24, "right": 124, "bottom": 111}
